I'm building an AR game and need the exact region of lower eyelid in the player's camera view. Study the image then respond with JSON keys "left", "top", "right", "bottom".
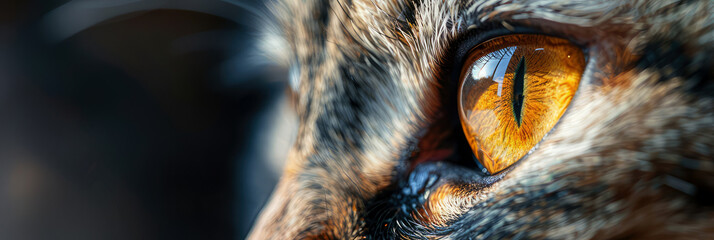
{"left": 408, "top": 162, "right": 504, "bottom": 211}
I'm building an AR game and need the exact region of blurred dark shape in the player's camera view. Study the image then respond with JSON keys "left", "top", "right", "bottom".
{"left": 0, "top": 0, "right": 289, "bottom": 239}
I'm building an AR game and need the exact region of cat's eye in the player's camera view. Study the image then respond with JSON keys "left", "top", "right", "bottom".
{"left": 458, "top": 34, "right": 585, "bottom": 174}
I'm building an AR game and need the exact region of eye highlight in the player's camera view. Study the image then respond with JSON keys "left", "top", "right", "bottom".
{"left": 458, "top": 34, "right": 585, "bottom": 174}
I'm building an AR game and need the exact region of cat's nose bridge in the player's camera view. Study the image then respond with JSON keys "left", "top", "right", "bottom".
{"left": 246, "top": 175, "right": 302, "bottom": 239}
{"left": 248, "top": 149, "right": 376, "bottom": 239}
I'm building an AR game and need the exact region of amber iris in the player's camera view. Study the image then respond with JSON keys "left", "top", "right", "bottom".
{"left": 458, "top": 34, "right": 585, "bottom": 174}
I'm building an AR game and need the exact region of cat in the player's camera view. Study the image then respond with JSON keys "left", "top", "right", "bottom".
{"left": 249, "top": 0, "right": 714, "bottom": 239}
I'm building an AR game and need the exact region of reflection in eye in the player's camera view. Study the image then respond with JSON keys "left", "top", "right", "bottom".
{"left": 476, "top": 46, "right": 515, "bottom": 97}
{"left": 458, "top": 34, "right": 585, "bottom": 174}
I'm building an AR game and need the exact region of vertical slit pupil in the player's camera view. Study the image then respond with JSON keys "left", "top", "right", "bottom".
{"left": 512, "top": 56, "right": 526, "bottom": 126}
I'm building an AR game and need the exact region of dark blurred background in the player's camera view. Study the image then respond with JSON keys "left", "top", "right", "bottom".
{"left": 0, "top": 1, "right": 294, "bottom": 239}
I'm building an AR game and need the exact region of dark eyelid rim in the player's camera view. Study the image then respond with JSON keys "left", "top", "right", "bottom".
{"left": 448, "top": 23, "right": 588, "bottom": 83}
